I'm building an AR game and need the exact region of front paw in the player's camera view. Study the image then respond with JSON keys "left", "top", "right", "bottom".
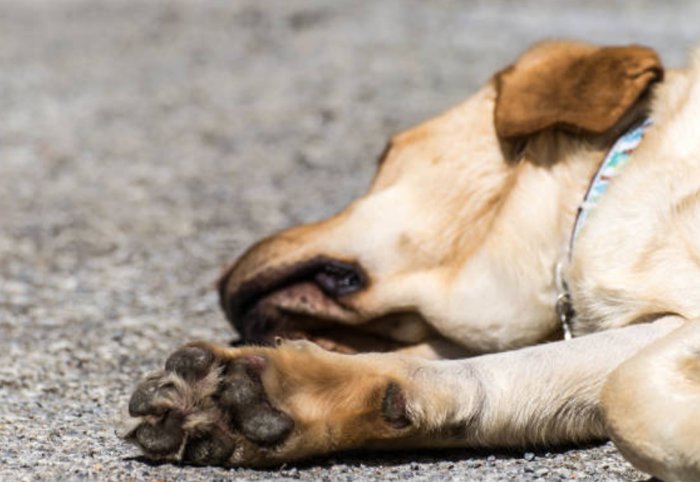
{"left": 121, "top": 341, "right": 414, "bottom": 466}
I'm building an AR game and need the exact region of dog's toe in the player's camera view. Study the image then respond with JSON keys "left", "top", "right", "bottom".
{"left": 165, "top": 345, "right": 215, "bottom": 382}
{"left": 133, "top": 411, "right": 185, "bottom": 455}
{"left": 183, "top": 427, "right": 236, "bottom": 465}
{"left": 219, "top": 357, "right": 294, "bottom": 445}
{"left": 128, "top": 376, "right": 171, "bottom": 417}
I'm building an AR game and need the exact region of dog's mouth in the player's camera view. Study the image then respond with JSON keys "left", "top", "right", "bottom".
{"left": 242, "top": 311, "right": 406, "bottom": 354}
{"left": 219, "top": 257, "right": 431, "bottom": 354}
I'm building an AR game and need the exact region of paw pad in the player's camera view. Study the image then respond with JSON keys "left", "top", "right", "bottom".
{"left": 133, "top": 411, "right": 185, "bottom": 455}
{"left": 124, "top": 344, "right": 294, "bottom": 465}
{"left": 218, "top": 358, "right": 294, "bottom": 445}
{"left": 164, "top": 346, "right": 214, "bottom": 382}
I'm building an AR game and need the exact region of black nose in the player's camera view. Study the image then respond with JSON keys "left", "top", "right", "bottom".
{"left": 314, "top": 260, "right": 365, "bottom": 297}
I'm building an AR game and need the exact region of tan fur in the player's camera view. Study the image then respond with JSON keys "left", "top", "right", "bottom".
{"left": 494, "top": 41, "right": 663, "bottom": 139}
{"left": 130, "top": 42, "right": 700, "bottom": 480}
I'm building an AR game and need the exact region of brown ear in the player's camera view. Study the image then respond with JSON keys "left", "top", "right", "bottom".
{"left": 494, "top": 41, "right": 664, "bottom": 139}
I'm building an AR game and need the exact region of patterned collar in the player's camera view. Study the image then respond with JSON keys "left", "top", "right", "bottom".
{"left": 556, "top": 118, "right": 652, "bottom": 339}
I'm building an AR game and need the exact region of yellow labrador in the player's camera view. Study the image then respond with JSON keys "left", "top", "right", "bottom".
{"left": 122, "top": 40, "right": 700, "bottom": 481}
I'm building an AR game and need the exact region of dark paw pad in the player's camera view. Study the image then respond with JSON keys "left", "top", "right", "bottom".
{"left": 165, "top": 345, "right": 215, "bottom": 382}
{"left": 218, "top": 358, "right": 294, "bottom": 445}
{"left": 129, "top": 377, "right": 172, "bottom": 417}
{"left": 183, "top": 428, "right": 235, "bottom": 465}
{"left": 218, "top": 358, "right": 264, "bottom": 409}
{"left": 133, "top": 411, "right": 185, "bottom": 455}
{"left": 382, "top": 382, "right": 411, "bottom": 429}
{"left": 239, "top": 406, "right": 294, "bottom": 445}
{"left": 126, "top": 346, "right": 296, "bottom": 466}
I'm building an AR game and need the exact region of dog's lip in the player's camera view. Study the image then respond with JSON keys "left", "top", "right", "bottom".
{"left": 237, "top": 316, "right": 406, "bottom": 354}
{"left": 221, "top": 257, "right": 422, "bottom": 353}
{"left": 220, "top": 256, "right": 368, "bottom": 334}
{"left": 227, "top": 281, "right": 432, "bottom": 353}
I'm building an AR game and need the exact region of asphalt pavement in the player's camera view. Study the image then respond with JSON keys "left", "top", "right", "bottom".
{"left": 1, "top": 1, "right": 698, "bottom": 480}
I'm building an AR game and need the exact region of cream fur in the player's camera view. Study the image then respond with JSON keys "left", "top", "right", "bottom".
{"left": 189, "top": 43, "right": 700, "bottom": 479}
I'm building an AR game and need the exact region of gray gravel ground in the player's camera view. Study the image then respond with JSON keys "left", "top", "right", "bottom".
{"left": 1, "top": 0, "right": 698, "bottom": 480}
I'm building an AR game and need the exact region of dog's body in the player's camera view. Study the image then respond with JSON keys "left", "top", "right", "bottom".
{"left": 123, "top": 41, "right": 700, "bottom": 481}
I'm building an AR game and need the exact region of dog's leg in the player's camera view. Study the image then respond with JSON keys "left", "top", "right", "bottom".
{"left": 121, "top": 318, "right": 679, "bottom": 467}
{"left": 602, "top": 320, "right": 700, "bottom": 482}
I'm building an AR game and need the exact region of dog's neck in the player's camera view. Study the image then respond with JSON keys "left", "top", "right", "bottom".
{"left": 447, "top": 112, "right": 659, "bottom": 351}
{"left": 555, "top": 118, "right": 654, "bottom": 338}
{"left": 569, "top": 118, "right": 653, "bottom": 249}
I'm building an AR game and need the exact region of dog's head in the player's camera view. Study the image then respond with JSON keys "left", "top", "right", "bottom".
{"left": 219, "top": 41, "right": 663, "bottom": 355}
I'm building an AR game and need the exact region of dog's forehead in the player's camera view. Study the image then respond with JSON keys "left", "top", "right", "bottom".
{"left": 380, "top": 84, "right": 499, "bottom": 166}
{"left": 376, "top": 128, "right": 431, "bottom": 169}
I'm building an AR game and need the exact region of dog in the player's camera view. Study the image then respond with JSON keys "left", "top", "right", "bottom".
{"left": 121, "top": 40, "right": 700, "bottom": 481}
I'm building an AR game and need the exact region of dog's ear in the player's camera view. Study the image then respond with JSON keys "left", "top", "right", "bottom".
{"left": 494, "top": 41, "right": 663, "bottom": 140}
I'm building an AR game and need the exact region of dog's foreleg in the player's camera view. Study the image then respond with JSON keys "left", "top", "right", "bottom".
{"left": 404, "top": 316, "right": 683, "bottom": 448}
{"left": 602, "top": 319, "right": 700, "bottom": 482}
{"left": 123, "top": 317, "right": 680, "bottom": 466}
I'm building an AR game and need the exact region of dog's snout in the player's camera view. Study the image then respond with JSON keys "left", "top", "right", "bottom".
{"left": 219, "top": 256, "right": 367, "bottom": 343}
{"left": 314, "top": 261, "right": 365, "bottom": 297}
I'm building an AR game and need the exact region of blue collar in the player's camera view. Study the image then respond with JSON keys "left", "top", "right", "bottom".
{"left": 569, "top": 118, "right": 653, "bottom": 252}
{"left": 556, "top": 118, "right": 652, "bottom": 339}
